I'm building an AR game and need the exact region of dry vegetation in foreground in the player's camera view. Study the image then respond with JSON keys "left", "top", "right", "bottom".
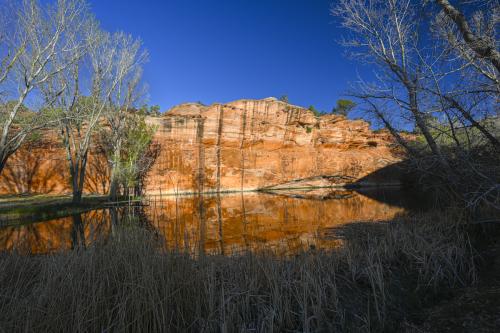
{"left": 0, "top": 209, "right": 488, "bottom": 332}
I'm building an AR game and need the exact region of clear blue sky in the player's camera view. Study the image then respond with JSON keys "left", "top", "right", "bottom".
{"left": 90, "top": 0, "right": 361, "bottom": 113}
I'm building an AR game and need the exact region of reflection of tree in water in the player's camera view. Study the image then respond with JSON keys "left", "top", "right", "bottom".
{"left": 110, "top": 205, "right": 161, "bottom": 242}
{"left": 216, "top": 192, "right": 224, "bottom": 256}
{"left": 120, "top": 206, "right": 156, "bottom": 231}
{"left": 0, "top": 223, "right": 47, "bottom": 253}
{"left": 70, "top": 209, "right": 111, "bottom": 249}
{"left": 0, "top": 218, "right": 79, "bottom": 253}
{"left": 0, "top": 205, "right": 164, "bottom": 254}
{"left": 70, "top": 214, "right": 85, "bottom": 250}
{"left": 197, "top": 193, "right": 206, "bottom": 258}
{"left": 240, "top": 192, "right": 249, "bottom": 252}
{"left": 0, "top": 209, "right": 112, "bottom": 254}
{"left": 0, "top": 190, "right": 411, "bottom": 255}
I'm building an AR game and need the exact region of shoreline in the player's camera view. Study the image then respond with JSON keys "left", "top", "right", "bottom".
{"left": 0, "top": 184, "right": 405, "bottom": 226}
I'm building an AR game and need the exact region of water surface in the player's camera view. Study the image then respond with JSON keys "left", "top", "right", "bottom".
{"left": 0, "top": 189, "right": 412, "bottom": 255}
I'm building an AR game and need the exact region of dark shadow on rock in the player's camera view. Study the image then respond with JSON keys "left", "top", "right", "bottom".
{"left": 0, "top": 145, "right": 68, "bottom": 194}
{"left": 257, "top": 159, "right": 428, "bottom": 210}
{"left": 348, "top": 159, "right": 413, "bottom": 188}
{"left": 348, "top": 159, "right": 434, "bottom": 211}
{"left": 85, "top": 151, "right": 110, "bottom": 194}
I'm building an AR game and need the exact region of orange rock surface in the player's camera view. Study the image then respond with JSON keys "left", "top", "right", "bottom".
{"left": 0, "top": 98, "right": 404, "bottom": 195}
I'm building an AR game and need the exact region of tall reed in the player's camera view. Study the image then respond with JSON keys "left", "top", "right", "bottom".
{"left": 0, "top": 210, "right": 476, "bottom": 332}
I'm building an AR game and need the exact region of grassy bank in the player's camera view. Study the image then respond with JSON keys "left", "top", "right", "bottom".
{"left": 0, "top": 209, "right": 495, "bottom": 332}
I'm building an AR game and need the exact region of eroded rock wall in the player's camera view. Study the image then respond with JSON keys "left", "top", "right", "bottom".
{"left": 144, "top": 98, "right": 403, "bottom": 194}
{"left": 0, "top": 98, "right": 404, "bottom": 195}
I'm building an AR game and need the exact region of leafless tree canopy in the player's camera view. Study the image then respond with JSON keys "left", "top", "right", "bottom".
{"left": 0, "top": 0, "right": 91, "bottom": 174}
{"left": 0, "top": 0, "right": 153, "bottom": 202}
{"left": 41, "top": 25, "right": 150, "bottom": 202}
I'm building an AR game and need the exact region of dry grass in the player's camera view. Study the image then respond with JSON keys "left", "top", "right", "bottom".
{"left": 0, "top": 210, "right": 478, "bottom": 332}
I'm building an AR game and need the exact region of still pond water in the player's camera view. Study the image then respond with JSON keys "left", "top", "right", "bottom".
{"left": 0, "top": 189, "right": 418, "bottom": 255}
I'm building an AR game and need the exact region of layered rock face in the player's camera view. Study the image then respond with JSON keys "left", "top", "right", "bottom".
{"left": 0, "top": 98, "right": 404, "bottom": 195}
{"left": 144, "top": 98, "right": 403, "bottom": 194}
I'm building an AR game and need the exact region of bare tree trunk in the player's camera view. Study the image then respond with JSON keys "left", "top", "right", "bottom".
{"left": 108, "top": 178, "right": 123, "bottom": 202}
{"left": 0, "top": 144, "right": 13, "bottom": 175}
{"left": 70, "top": 165, "right": 83, "bottom": 204}
{"left": 367, "top": 100, "right": 419, "bottom": 156}
{"left": 108, "top": 179, "right": 119, "bottom": 201}
{"left": 134, "top": 184, "right": 141, "bottom": 197}
{"left": 77, "top": 152, "right": 88, "bottom": 203}
{"left": 435, "top": 0, "right": 500, "bottom": 73}
{"left": 70, "top": 151, "right": 88, "bottom": 204}
{"left": 443, "top": 94, "right": 500, "bottom": 149}
{"left": 72, "top": 187, "right": 83, "bottom": 204}
{"left": 407, "top": 86, "right": 449, "bottom": 168}
{"left": 0, "top": 156, "right": 6, "bottom": 175}
{"left": 443, "top": 111, "right": 462, "bottom": 148}
{"left": 0, "top": 90, "right": 31, "bottom": 176}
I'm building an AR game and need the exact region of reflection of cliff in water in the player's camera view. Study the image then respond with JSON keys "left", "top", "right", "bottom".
{"left": 154, "top": 191, "right": 407, "bottom": 255}
{"left": 0, "top": 190, "right": 409, "bottom": 255}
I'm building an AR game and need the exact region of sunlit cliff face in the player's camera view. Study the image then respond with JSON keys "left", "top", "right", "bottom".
{"left": 0, "top": 191, "right": 405, "bottom": 255}
{"left": 0, "top": 98, "right": 404, "bottom": 196}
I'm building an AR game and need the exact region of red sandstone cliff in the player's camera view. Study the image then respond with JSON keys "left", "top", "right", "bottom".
{"left": 0, "top": 98, "right": 405, "bottom": 195}
{"left": 145, "top": 98, "right": 403, "bottom": 194}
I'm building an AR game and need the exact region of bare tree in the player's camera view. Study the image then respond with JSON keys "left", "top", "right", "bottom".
{"left": 333, "top": 0, "right": 499, "bottom": 210}
{"left": 0, "top": 0, "right": 89, "bottom": 174}
{"left": 332, "top": 0, "right": 450, "bottom": 167}
{"left": 0, "top": 1, "right": 24, "bottom": 96}
{"left": 430, "top": 0, "right": 499, "bottom": 149}
{"left": 435, "top": 0, "right": 500, "bottom": 73}
{"left": 43, "top": 25, "right": 145, "bottom": 203}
